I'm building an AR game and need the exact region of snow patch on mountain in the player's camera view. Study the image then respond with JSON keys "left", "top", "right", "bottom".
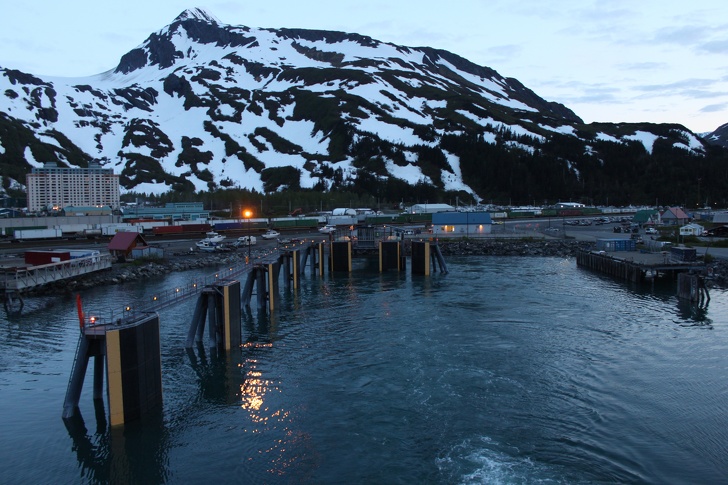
{"left": 625, "top": 131, "right": 659, "bottom": 154}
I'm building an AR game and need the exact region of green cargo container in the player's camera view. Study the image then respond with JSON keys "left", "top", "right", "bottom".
{"left": 365, "top": 215, "right": 397, "bottom": 224}
{"left": 394, "top": 213, "right": 433, "bottom": 224}
{"left": 270, "top": 218, "right": 318, "bottom": 229}
{"left": 272, "top": 219, "right": 298, "bottom": 228}
{"left": 294, "top": 218, "right": 319, "bottom": 228}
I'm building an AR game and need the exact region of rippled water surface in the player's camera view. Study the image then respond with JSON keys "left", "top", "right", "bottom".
{"left": 1, "top": 256, "right": 727, "bottom": 484}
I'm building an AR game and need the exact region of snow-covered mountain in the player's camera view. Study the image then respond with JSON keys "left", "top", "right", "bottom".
{"left": 0, "top": 8, "right": 715, "bottom": 205}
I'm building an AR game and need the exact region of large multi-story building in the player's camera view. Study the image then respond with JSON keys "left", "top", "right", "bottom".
{"left": 26, "top": 162, "right": 120, "bottom": 213}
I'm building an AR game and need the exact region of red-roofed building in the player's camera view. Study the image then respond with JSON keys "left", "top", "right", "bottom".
{"left": 660, "top": 207, "right": 689, "bottom": 226}
{"left": 108, "top": 231, "right": 148, "bottom": 261}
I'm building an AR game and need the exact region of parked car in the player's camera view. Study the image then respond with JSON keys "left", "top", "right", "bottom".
{"left": 645, "top": 227, "right": 658, "bottom": 235}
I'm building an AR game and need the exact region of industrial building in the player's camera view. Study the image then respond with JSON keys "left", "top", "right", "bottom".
{"left": 432, "top": 211, "right": 492, "bottom": 237}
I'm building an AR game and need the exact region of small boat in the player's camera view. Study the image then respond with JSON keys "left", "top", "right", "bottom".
{"left": 196, "top": 240, "right": 220, "bottom": 252}
{"left": 260, "top": 230, "right": 280, "bottom": 240}
{"left": 318, "top": 225, "right": 336, "bottom": 234}
{"left": 203, "top": 231, "right": 225, "bottom": 243}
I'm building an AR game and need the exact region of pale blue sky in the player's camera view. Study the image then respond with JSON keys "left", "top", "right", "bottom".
{"left": 1, "top": 1, "right": 727, "bottom": 133}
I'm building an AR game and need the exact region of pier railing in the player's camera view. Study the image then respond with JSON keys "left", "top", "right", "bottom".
{"left": 84, "top": 240, "right": 311, "bottom": 327}
{"left": 1, "top": 253, "right": 113, "bottom": 291}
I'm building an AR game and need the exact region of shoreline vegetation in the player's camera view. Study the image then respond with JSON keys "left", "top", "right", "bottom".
{"left": 23, "top": 238, "right": 728, "bottom": 296}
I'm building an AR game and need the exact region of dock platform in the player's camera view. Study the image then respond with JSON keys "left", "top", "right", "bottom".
{"left": 576, "top": 249, "right": 705, "bottom": 283}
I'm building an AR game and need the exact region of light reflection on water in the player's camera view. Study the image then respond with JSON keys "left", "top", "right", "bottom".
{"left": 1, "top": 257, "right": 727, "bottom": 483}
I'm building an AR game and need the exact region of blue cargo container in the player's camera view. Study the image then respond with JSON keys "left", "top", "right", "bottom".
{"left": 212, "top": 221, "right": 244, "bottom": 230}
{"left": 596, "top": 238, "right": 636, "bottom": 252}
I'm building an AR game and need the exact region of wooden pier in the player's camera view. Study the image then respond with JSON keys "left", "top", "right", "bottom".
{"left": 1, "top": 253, "right": 112, "bottom": 291}
{"left": 577, "top": 249, "right": 708, "bottom": 302}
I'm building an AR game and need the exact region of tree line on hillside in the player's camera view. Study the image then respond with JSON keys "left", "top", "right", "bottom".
{"left": 123, "top": 130, "right": 728, "bottom": 215}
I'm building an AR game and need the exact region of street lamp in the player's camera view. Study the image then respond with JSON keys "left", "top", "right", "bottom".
{"left": 243, "top": 209, "right": 253, "bottom": 262}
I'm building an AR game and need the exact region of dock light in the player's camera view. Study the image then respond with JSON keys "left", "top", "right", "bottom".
{"left": 193, "top": 283, "right": 197, "bottom": 288}
{"left": 243, "top": 209, "right": 253, "bottom": 260}
{"left": 153, "top": 296, "right": 158, "bottom": 301}
{"left": 125, "top": 306, "right": 131, "bottom": 312}
{"left": 175, "top": 288, "right": 180, "bottom": 293}
{"left": 89, "top": 316, "right": 96, "bottom": 324}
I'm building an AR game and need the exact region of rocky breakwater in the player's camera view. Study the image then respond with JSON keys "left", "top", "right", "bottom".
{"left": 435, "top": 238, "right": 594, "bottom": 257}
{"left": 707, "top": 259, "right": 728, "bottom": 288}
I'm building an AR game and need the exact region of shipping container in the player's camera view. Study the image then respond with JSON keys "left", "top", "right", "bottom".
{"left": 101, "top": 223, "right": 142, "bottom": 236}
{"left": 153, "top": 225, "right": 185, "bottom": 235}
{"left": 24, "top": 250, "right": 71, "bottom": 265}
{"left": 212, "top": 221, "right": 243, "bottom": 230}
{"left": 4, "top": 225, "right": 47, "bottom": 237}
{"left": 596, "top": 238, "right": 636, "bottom": 252}
{"left": 326, "top": 216, "right": 357, "bottom": 227}
{"left": 55, "top": 224, "right": 91, "bottom": 234}
{"left": 364, "top": 215, "right": 397, "bottom": 224}
{"left": 270, "top": 218, "right": 319, "bottom": 229}
{"left": 14, "top": 228, "right": 63, "bottom": 240}
{"left": 131, "top": 220, "right": 169, "bottom": 230}
{"left": 176, "top": 220, "right": 210, "bottom": 226}
{"left": 180, "top": 224, "right": 212, "bottom": 233}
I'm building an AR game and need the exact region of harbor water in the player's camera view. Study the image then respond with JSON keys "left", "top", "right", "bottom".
{"left": 1, "top": 255, "right": 727, "bottom": 484}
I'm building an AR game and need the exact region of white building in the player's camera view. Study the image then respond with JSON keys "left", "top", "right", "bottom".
{"left": 27, "top": 162, "right": 120, "bottom": 213}
{"left": 408, "top": 203, "right": 455, "bottom": 214}
{"left": 679, "top": 223, "right": 705, "bottom": 236}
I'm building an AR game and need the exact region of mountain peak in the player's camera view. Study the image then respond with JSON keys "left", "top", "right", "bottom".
{"left": 173, "top": 7, "right": 220, "bottom": 24}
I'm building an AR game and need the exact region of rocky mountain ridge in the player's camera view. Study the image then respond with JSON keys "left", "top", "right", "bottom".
{"left": 0, "top": 8, "right": 724, "bottom": 206}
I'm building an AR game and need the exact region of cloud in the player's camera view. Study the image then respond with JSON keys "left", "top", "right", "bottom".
{"left": 700, "top": 102, "right": 728, "bottom": 113}
{"left": 653, "top": 25, "right": 707, "bottom": 46}
{"left": 635, "top": 78, "right": 717, "bottom": 92}
{"left": 618, "top": 61, "right": 668, "bottom": 71}
{"left": 698, "top": 39, "right": 728, "bottom": 54}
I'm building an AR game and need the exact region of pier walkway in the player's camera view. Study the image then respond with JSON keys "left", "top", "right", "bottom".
{"left": 1, "top": 253, "right": 112, "bottom": 291}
